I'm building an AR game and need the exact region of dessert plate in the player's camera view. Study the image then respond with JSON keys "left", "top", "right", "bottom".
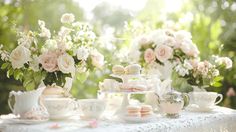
{"left": 6, "top": 118, "right": 48, "bottom": 124}
{"left": 186, "top": 104, "right": 215, "bottom": 112}
{"left": 121, "top": 114, "right": 156, "bottom": 123}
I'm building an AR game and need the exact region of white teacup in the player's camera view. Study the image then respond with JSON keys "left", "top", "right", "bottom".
{"left": 78, "top": 99, "right": 106, "bottom": 119}
{"left": 43, "top": 97, "right": 77, "bottom": 120}
{"left": 99, "top": 79, "right": 120, "bottom": 91}
{"left": 191, "top": 92, "right": 223, "bottom": 108}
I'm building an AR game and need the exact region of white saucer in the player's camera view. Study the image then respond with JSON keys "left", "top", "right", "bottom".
{"left": 50, "top": 113, "right": 74, "bottom": 120}
{"left": 6, "top": 118, "right": 48, "bottom": 124}
{"left": 121, "top": 114, "right": 156, "bottom": 123}
{"left": 186, "top": 104, "right": 215, "bottom": 112}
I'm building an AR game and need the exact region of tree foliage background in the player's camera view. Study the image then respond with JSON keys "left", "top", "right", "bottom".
{"left": 0, "top": 0, "right": 236, "bottom": 114}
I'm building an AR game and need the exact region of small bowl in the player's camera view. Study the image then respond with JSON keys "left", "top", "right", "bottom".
{"left": 78, "top": 99, "right": 106, "bottom": 119}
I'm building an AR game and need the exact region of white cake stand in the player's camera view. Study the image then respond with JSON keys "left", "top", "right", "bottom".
{"left": 99, "top": 90, "right": 153, "bottom": 117}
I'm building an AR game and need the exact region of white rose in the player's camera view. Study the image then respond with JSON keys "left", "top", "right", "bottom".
{"left": 180, "top": 39, "right": 199, "bottom": 57}
{"left": 216, "top": 57, "right": 232, "bottom": 69}
{"left": 154, "top": 44, "right": 173, "bottom": 62}
{"left": 77, "top": 46, "right": 89, "bottom": 60}
{"left": 175, "top": 30, "right": 192, "bottom": 40}
{"left": 57, "top": 53, "right": 75, "bottom": 74}
{"left": 61, "top": 13, "right": 75, "bottom": 23}
{"left": 29, "top": 55, "right": 40, "bottom": 72}
{"left": 10, "top": 45, "right": 31, "bottom": 69}
{"left": 90, "top": 50, "right": 104, "bottom": 68}
{"left": 150, "top": 29, "right": 167, "bottom": 46}
{"left": 44, "top": 39, "right": 58, "bottom": 51}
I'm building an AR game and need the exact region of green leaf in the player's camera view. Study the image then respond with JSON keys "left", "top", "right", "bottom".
{"left": 76, "top": 70, "right": 89, "bottom": 83}
{"left": 212, "top": 81, "right": 222, "bottom": 87}
{"left": 25, "top": 81, "right": 36, "bottom": 91}
{"left": 7, "top": 68, "right": 14, "bottom": 78}
{"left": 1, "top": 62, "right": 9, "bottom": 70}
{"left": 213, "top": 76, "right": 224, "bottom": 82}
{"left": 23, "top": 79, "right": 33, "bottom": 88}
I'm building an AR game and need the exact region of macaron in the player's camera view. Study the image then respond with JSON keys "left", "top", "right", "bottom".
{"left": 125, "top": 64, "right": 141, "bottom": 75}
{"left": 141, "top": 111, "right": 153, "bottom": 117}
{"left": 112, "top": 65, "right": 125, "bottom": 75}
{"left": 141, "top": 105, "right": 153, "bottom": 117}
{"left": 127, "top": 105, "right": 141, "bottom": 117}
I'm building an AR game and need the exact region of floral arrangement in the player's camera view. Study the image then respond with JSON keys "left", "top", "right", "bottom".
{"left": 129, "top": 28, "right": 232, "bottom": 89}
{"left": 129, "top": 29, "right": 199, "bottom": 77}
{"left": 0, "top": 13, "right": 104, "bottom": 90}
{"left": 174, "top": 56, "right": 232, "bottom": 88}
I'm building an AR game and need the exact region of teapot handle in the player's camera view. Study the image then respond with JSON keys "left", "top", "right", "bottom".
{"left": 182, "top": 93, "right": 190, "bottom": 108}
{"left": 154, "top": 92, "right": 160, "bottom": 104}
{"left": 8, "top": 92, "right": 14, "bottom": 112}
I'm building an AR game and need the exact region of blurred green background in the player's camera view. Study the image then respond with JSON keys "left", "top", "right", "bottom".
{"left": 0, "top": 0, "right": 236, "bottom": 114}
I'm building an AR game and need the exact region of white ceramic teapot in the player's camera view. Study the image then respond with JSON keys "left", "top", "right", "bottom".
{"left": 145, "top": 78, "right": 172, "bottom": 109}
{"left": 8, "top": 87, "right": 46, "bottom": 118}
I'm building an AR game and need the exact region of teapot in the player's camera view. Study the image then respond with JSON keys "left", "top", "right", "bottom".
{"left": 156, "top": 90, "right": 189, "bottom": 118}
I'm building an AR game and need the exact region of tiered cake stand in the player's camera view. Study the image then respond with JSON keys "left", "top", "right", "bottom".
{"left": 99, "top": 74, "right": 153, "bottom": 117}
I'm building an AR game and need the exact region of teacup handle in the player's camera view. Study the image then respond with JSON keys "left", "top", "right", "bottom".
{"left": 215, "top": 94, "right": 223, "bottom": 105}
{"left": 69, "top": 99, "right": 78, "bottom": 111}
{"left": 8, "top": 92, "right": 14, "bottom": 112}
{"left": 182, "top": 93, "right": 190, "bottom": 108}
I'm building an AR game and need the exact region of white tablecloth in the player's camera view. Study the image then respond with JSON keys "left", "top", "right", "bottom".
{"left": 0, "top": 106, "right": 236, "bottom": 132}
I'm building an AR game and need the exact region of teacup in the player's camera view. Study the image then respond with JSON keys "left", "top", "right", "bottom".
{"left": 191, "top": 92, "right": 223, "bottom": 108}
{"left": 78, "top": 99, "right": 106, "bottom": 119}
{"left": 99, "top": 79, "right": 120, "bottom": 91}
{"left": 43, "top": 97, "right": 77, "bottom": 120}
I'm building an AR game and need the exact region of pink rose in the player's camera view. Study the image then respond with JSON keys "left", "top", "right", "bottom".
{"left": 144, "top": 48, "right": 155, "bottom": 63}
{"left": 154, "top": 45, "right": 173, "bottom": 62}
{"left": 39, "top": 51, "right": 58, "bottom": 72}
{"left": 196, "top": 61, "right": 212, "bottom": 76}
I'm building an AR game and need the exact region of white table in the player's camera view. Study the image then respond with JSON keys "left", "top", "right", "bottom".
{"left": 0, "top": 106, "right": 236, "bottom": 132}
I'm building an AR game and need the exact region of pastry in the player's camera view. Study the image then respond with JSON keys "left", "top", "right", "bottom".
{"left": 127, "top": 105, "right": 141, "bottom": 117}
{"left": 125, "top": 64, "right": 141, "bottom": 75}
{"left": 112, "top": 65, "right": 125, "bottom": 75}
{"left": 141, "top": 105, "right": 153, "bottom": 117}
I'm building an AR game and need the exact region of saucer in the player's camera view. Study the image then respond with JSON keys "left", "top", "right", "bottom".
{"left": 186, "top": 104, "right": 215, "bottom": 112}
{"left": 6, "top": 118, "right": 48, "bottom": 124}
{"left": 121, "top": 114, "right": 156, "bottom": 123}
{"left": 50, "top": 113, "right": 74, "bottom": 120}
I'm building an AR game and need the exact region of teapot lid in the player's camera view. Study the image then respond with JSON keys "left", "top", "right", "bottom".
{"left": 161, "top": 90, "right": 182, "bottom": 102}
